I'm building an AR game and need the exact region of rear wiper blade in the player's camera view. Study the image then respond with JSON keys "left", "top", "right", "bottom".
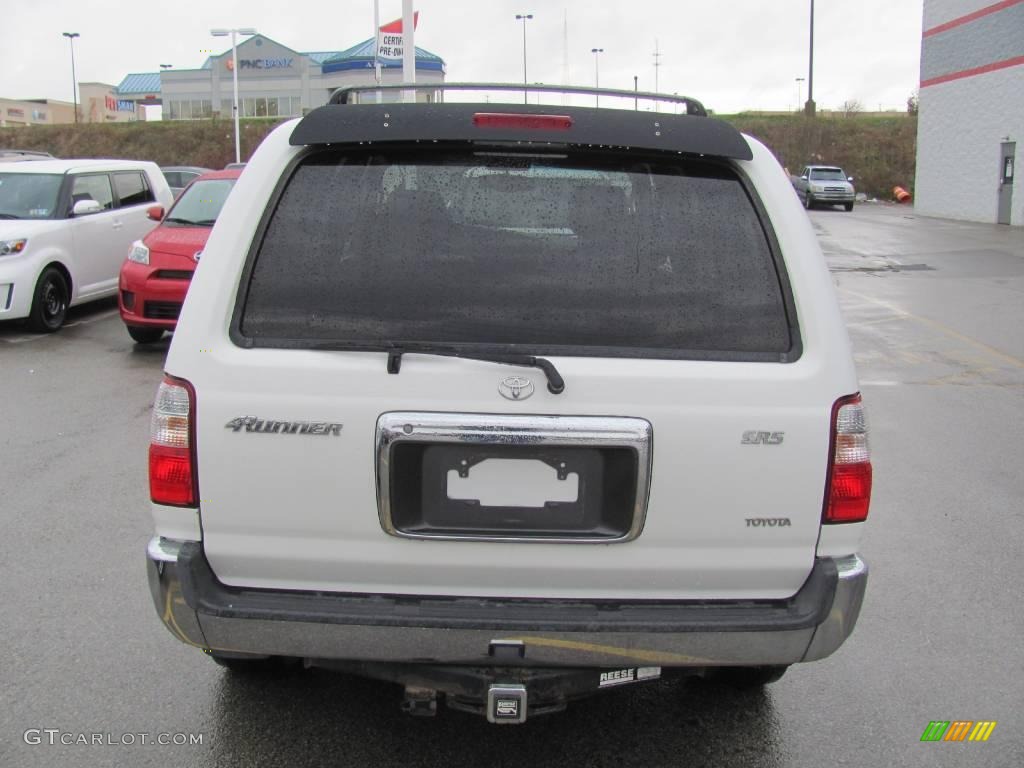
{"left": 386, "top": 346, "right": 565, "bottom": 395}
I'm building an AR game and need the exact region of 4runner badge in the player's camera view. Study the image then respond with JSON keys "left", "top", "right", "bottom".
{"left": 225, "top": 416, "right": 343, "bottom": 436}
{"left": 498, "top": 376, "right": 535, "bottom": 401}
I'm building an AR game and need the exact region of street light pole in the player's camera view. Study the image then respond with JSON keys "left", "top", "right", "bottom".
{"left": 62, "top": 32, "right": 80, "bottom": 124}
{"left": 515, "top": 14, "right": 533, "bottom": 105}
{"left": 634, "top": 75, "right": 638, "bottom": 110}
{"left": 796, "top": 77, "right": 805, "bottom": 112}
{"left": 211, "top": 27, "right": 257, "bottom": 164}
{"left": 805, "top": 0, "right": 816, "bottom": 116}
{"left": 591, "top": 48, "right": 603, "bottom": 106}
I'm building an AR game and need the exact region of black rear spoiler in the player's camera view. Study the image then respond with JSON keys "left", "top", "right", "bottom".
{"left": 289, "top": 83, "right": 752, "bottom": 161}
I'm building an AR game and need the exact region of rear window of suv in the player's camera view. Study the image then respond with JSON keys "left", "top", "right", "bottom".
{"left": 237, "top": 148, "right": 796, "bottom": 360}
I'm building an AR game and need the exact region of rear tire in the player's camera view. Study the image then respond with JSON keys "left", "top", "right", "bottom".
{"left": 28, "top": 267, "right": 69, "bottom": 332}
{"left": 712, "top": 665, "right": 788, "bottom": 689}
{"left": 127, "top": 326, "right": 164, "bottom": 344}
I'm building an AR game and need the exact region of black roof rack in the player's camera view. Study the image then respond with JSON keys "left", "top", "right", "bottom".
{"left": 328, "top": 82, "right": 708, "bottom": 116}
{"left": 291, "top": 84, "right": 751, "bottom": 161}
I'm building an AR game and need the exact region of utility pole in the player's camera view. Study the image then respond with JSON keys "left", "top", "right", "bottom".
{"left": 591, "top": 48, "right": 603, "bottom": 106}
{"left": 652, "top": 39, "right": 662, "bottom": 112}
{"left": 634, "top": 75, "right": 638, "bottom": 110}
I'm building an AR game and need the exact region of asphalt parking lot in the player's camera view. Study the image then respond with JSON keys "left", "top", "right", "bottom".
{"left": 1, "top": 203, "right": 1022, "bottom": 767}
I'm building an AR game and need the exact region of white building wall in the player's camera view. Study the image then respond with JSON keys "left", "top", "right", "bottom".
{"left": 923, "top": 0, "right": 992, "bottom": 27}
{"left": 915, "top": 0, "right": 1024, "bottom": 225}
{"left": 915, "top": 67, "right": 1023, "bottom": 225}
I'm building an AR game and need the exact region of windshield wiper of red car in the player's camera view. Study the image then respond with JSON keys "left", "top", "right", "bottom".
{"left": 164, "top": 217, "right": 216, "bottom": 226}
{"left": 385, "top": 345, "right": 565, "bottom": 395}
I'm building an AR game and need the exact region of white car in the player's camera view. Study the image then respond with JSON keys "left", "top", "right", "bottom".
{"left": 145, "top": 84, "right": 871, "bottom": 724}
{"left": 0, "top": 159, "right": 173, "bottom": 331}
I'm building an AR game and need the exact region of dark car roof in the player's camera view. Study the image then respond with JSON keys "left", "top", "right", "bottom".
{"left": 161, "top": 165, "right": 213, "bottom": 174}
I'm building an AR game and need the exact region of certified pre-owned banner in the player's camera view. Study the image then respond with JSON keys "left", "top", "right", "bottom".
{"left": 376, "top": 12, "right": 419, "bottom": 61}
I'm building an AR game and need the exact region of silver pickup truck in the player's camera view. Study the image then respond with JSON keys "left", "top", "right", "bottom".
{"left": 792, "top": 165, "right": 856, "bottom": 211}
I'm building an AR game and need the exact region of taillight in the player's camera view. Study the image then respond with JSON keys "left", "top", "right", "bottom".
{"left": 149, "top": 375, "right": 197, "bottom": 506}
{"left": 472, "top": 112, "right": 574, "bottom": 131}
{"left": 823, "top": 393, "right": 872, "bottom": 524}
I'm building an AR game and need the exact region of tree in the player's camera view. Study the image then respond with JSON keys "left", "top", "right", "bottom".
{"left": 907, "top": 90, "right": 919, "bottom": 115}
{"left": 841, "top": 99, "right": 863, "bottom": 118}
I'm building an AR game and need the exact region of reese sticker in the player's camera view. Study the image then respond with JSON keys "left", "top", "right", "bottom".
{"left": 598, "top": 667, "right": 662, "bottom": 688}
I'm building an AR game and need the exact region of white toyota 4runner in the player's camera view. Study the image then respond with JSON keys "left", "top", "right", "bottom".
{"left": 146, "top": 84, "right": 871, "bottom": 724}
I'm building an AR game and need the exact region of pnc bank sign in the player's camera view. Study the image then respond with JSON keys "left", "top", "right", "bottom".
{"left": 225, "top": 57, "right": 294, "bottom": 71}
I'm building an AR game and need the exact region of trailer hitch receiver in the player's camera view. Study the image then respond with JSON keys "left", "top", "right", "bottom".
{"left": 487, "top": 683, "right": 528, "bottom": 724}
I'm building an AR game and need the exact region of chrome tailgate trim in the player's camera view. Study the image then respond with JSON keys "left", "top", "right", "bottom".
{"left": 376, "top": 412, "right": 653, "bottom": 543}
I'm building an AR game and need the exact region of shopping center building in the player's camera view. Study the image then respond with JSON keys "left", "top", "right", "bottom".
{"left": 2, "top": 32, "right": 445, "bottom": 126}
{"left": 127, "top": 33, "right": 445, "bottom": 121}
{"left": 0, "top": 98, "right": 76, "bottom": 127}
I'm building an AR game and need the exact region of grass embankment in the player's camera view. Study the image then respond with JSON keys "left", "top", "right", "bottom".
{"left": 726, "top": 113, "right": 918, "bottom": 199}
{"left": 0, "top": 119, "right": 286, "bottom": 172}
{"left": 2, "top": 113, "right": 917, "bottom": 198}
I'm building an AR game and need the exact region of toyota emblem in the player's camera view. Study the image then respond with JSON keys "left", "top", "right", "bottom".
{"left": 498, "top": 376, "right": 535, "bottom": 401}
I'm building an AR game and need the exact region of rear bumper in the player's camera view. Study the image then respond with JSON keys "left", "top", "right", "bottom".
{"left": 147, "top": 538, "right": 867, "bottom": 667}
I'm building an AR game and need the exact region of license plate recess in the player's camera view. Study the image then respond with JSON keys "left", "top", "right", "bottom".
{"left": 376, "top": 413, "right": 653, "bottom": 542}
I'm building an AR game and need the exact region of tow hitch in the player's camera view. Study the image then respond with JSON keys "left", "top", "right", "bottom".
{"left": 486, "top": 684, "right": 528, "bottom": 724}
{"left": 314, "top": 660, "right": 666, "bottom": 724}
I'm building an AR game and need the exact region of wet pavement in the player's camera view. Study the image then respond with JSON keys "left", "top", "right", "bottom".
{"left": 1, "top": 204, "right": 1022, "bottom": 767}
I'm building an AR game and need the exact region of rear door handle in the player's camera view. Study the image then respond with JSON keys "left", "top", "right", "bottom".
{"left": 112, "top": 221, "right": 124, "bottom": 230}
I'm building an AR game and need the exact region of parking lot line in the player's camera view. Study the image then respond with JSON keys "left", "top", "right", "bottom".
{"left": 1, "top": 308, "right": 120, "bottom": 343}
{"left": 63, "top": 308, "right": 120, "bottom": 328}
{"left": 839, "top": 287, "right": 1024, "bottom": 369}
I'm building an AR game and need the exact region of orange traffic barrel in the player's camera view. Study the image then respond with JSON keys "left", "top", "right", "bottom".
{"left": 893, "top": 186, "right": 912, "bottom": 203}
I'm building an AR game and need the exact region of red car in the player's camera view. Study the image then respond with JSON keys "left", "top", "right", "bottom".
{"left": 119, "top": 169, "right": 241, "bottom": 343}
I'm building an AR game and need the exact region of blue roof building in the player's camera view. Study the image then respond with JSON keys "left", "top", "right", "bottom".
{"left": 321, "top": 38, "right": 446, "bottom": 74}
{"left": 115, "top": 73, "right": 163, "bottom": 96}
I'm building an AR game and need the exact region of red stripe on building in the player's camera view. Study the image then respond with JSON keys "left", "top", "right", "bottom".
{"left": 921, "top": 54, "right": 1024, "bottom": 87}
{"left": 923, "top": 0, "right": 1023, "bottom": 37}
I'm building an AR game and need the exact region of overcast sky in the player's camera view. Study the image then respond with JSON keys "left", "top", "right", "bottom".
{"left": 2, "top": 0, "right": 925, "bottom": 114}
